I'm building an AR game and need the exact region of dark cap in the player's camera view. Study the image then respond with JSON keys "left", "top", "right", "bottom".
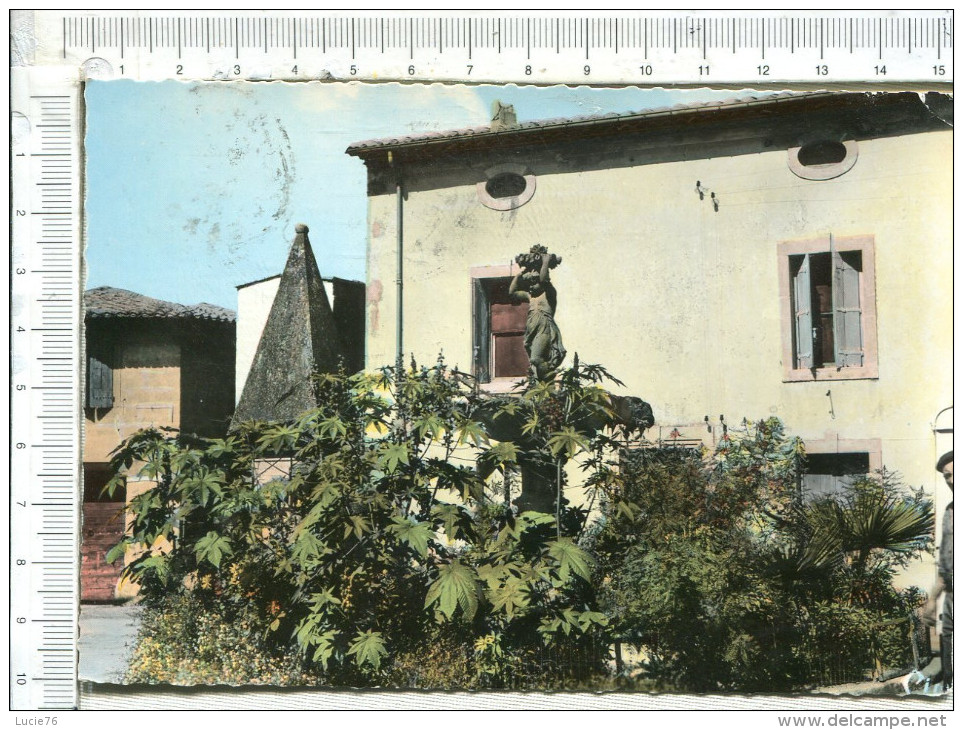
{"left": 936, "top": 450, "right": 953, "bottom": 472}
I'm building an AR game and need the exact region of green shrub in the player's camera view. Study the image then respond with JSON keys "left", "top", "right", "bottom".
{"left": 590, "top": 422, "right": 933, "bottom": 692}
{"left": 125, "top": 593, "right": 321, "bottom": 685}
{"left": 110, "top": 359, "right": 932, "bottom": 692}
{"left": 109, "top": 359, "right": 618, "bottom": 688}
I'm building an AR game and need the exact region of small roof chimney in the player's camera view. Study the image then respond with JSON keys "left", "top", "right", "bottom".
{"left": 490, "top": 100, "right": 518, "bottom": 132}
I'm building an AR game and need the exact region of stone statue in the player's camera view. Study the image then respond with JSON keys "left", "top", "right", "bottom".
{"left": 510, "top": 245, "right": 566, "bottom": 381}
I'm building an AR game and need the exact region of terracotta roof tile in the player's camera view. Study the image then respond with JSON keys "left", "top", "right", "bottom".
{"left": 346, "top": 91, "right": 812, "bottom": 153}
{"left": 85, "top": 286, "right": 236, "bottom": 322}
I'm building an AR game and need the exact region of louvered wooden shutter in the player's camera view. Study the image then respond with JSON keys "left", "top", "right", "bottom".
{"left": 87, "top": 354, "right": 114, "bottom": 408}
{"left": 792, "top": 255, "right": 814, "bottom": 369}
{"left": 832, "top": 250, "right": 864, "bottom": 367}
{"left": 472, "top": 278, "right": 490, "bottom": 383}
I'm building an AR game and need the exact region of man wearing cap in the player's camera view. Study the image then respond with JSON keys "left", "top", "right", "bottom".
{"left": 924, "top": 450, "right": 953, "bottom": 689}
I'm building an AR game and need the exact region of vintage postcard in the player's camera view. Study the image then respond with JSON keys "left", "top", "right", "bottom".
{"left": 72, "top": 75, "right": 954, "bottom": 714}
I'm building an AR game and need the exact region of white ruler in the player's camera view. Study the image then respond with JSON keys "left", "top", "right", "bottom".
{"left": 23, "top": 10, "right": 954, "bottom": 83}
{"left": 8, "top": 9, "right": 953, "bottom": 711}
{"left": 10, "top": 66, "right": 83, "bottom": 711}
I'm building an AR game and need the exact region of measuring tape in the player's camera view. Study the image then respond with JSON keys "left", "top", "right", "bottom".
{"left": 8, "top": 9, "right": 953, "bottom": 711}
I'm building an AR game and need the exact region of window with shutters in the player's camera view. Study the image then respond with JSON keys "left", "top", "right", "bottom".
{"left": 798, "top": 438, "right": 882, "bottom": 501}
{"left": 87, "top": 351, "right": 114, "bottom": 408}
{"left": 778, "top": 235, "right": 878, "bottom": 382}
{"left": 472, "top": 274, "right": 530, "bottom": 385}
{"left": 802, "top": 452, "right": 872, "bottom": 501}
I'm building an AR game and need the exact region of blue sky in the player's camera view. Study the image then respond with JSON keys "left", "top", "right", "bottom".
{"left": 85, "top": 81, "right": 745, "bottom": 308}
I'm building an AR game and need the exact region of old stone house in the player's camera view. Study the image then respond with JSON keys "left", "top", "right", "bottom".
{"left": 82, "top": 286, "right": 236, "bottom": 600}
{"left": 346, "top": 91, "right": 952, "bottom": 588}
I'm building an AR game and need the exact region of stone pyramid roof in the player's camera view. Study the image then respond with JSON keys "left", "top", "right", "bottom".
{"left": 231, "top": 224, "right": 343, "bottom": 427}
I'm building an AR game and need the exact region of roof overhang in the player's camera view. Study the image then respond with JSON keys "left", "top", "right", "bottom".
{"left": 346, "top": 91, "right": 951, "bottom": 169}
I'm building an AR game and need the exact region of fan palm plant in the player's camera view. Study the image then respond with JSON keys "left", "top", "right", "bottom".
{"left": 780, "top": 471, "right": 934, "bottom": 606}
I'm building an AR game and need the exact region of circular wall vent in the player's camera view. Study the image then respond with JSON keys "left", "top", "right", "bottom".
{"left": 788, "top": 139, "right": 858, "bottom": 180}
{"left": 485, "top": 172, "right": 528, "bottom": 199}
{"left": 477, "top": 164, "right": 536, "bottom": 210}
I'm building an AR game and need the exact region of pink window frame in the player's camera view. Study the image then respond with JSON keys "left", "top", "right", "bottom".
{"left": 777, "top": 234, "right": 879, "bottom": 382}
{"left": 803, "top": 435, "right": 883, "bottom": 473}
{"left": 470, "top": 263, "right": 528, "bottom": 393}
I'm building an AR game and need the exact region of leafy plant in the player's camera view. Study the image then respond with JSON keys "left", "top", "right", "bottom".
{"left": 124, "top": 593, "right": 321, "bottom": 686}
{"left": 108, "top": 358, "right": 615, "bottom": 687}
{"left": 109, "top": 358, "right": 931, "bottom": 692}
{"left": 590, "top": 420, "right": 933, "bottom": 691}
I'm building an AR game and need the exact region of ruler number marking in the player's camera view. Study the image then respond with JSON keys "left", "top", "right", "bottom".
{"left": 13, "top": 87, "right": 79, "bottom": 709}
{"left": 51, "top": 13, "right": 951, "bottom": 82}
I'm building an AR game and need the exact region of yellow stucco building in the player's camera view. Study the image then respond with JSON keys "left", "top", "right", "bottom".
{"left": 347, "top": 91, "right": 952, "bottom": 588}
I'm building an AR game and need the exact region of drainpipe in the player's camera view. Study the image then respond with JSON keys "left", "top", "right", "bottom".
{"left": 389, "top": 151, "right": 404, "bottom": 374}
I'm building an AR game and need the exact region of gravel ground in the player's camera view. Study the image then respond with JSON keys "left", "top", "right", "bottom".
{"left": 78, "top": 603, "right": 143, "bottom": 683}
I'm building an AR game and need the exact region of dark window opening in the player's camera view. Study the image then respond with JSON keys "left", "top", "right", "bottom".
{"left": 485, "top": 172, "right": 528, "bottom": 199}
{"left": 798, "top": 141, "right": 848, "bottom": 167}
{"left": 84, "top": 462, "right": 123, "bottom": 502}
{"left": 802, "top": 452, "right": 871, "bottom": 500}
{"left": 810, "top": 253, "right": 835, "bottom": 368}
{"left": 473, "top": 277, "right": 530, "bottom": 382}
